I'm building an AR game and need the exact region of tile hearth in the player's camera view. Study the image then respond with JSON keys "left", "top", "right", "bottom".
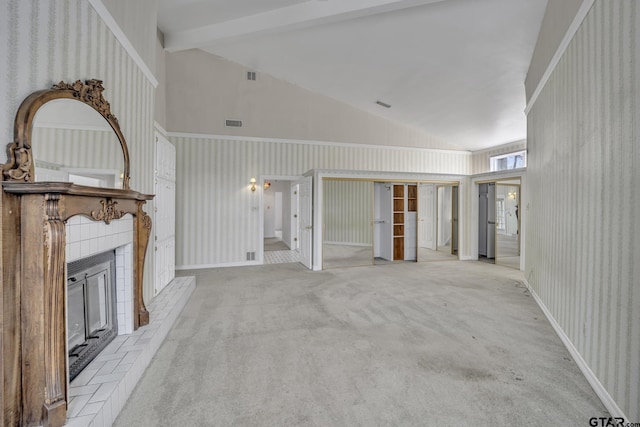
{"left": 65, "top": 276, "right": 195, "bottom": 427}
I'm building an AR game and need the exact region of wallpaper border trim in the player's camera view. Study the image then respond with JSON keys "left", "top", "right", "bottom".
{"left": 88, "top": 0, "right": 159, "bottom": 88}
{"left": 167, "top": 131, "right": 472, "bottom": 156}
{"left": 524, "top": 0, "right": 595, "bottom": 114}
{"left": 523, "top": 279, "right": 628, "bottom": 422}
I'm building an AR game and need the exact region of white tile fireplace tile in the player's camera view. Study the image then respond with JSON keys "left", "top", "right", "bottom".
{"left": 67, "top": 276, "right": 195, "bottom": 427}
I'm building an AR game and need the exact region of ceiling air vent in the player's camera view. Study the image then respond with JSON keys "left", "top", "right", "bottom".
{"left": 225, "top": 119, "right": 243, "bottom": 128}
{"left": 376, "top": 100, "right": 391, "bottom": 109}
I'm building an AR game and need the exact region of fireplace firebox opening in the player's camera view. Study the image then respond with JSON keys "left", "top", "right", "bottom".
{"left": 67, "top": 250, "right": 118, "bottom": 381}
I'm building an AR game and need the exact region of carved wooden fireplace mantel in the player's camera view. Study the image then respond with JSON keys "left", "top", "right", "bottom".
{"left": 0, "top": 80, "right": 153, "bottom": 427}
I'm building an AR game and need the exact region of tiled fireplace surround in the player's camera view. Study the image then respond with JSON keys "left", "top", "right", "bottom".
{"left": 63, "top": 215, "right": 194, "bottom": 426}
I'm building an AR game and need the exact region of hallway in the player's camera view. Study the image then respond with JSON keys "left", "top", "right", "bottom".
{"left": 263, "top": 237, "right": 299, "bottom": 265}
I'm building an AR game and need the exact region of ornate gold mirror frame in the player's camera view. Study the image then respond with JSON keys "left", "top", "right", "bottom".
{"left": 2, "top": 79, "right": 131, "bottom": 188}
{"left": 0, "top": 80, "right": 153, "bottom": 427}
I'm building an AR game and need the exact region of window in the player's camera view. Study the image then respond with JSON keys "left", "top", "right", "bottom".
{"left": 490, "top": 150, "right": 526, "bottom": 172}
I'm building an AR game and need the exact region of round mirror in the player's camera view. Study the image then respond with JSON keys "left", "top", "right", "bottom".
{"left": 31, "top": 99, "right": 125, "bottom": 189}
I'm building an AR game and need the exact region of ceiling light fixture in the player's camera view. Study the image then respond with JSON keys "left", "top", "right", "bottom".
{"left": 376, "top": 100, "right": 391, "bottom": 108}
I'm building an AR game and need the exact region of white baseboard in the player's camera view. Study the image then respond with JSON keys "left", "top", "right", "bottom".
{"left": 522, "top": 279, "right": 628, "bottom": 422}
{"left": 176, "top": 260, "right": 260, "bottom": 270}
{"left": 324, "top": 241, "right": 372, "bottom": 247}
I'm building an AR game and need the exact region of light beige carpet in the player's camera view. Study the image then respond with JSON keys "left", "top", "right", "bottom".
{"left": 114, "top": 261, "right": 607, "bottom": 426}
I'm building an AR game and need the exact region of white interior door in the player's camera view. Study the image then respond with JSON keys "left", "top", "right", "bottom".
{"left": 374, "top": 183, "right": 393, "bottom": 260}
{"left": 452, "top": 185, "right": 459, "bottom": 254}
{"left": 437, "top": 186, "right": 452, "bottom": 248}
{"left": 297, "top": 176, "right": 313, "bottom": 269}
{"left": 154, "top": 132, "right": 176, "bottom": 295}
{"left": 418, "top": 183, "right": 436, "bottom": 251}
{"left": 487, "top": 183, "right": 496, "bottom": 259}
{"left": 479, "top": 184, "right": 488, "bottom": 256}
{"left": 274, "top": 192, "right": 283, "bottom": 238}
{"left": 290, "top": 183, "right": 299, "bottom": 251}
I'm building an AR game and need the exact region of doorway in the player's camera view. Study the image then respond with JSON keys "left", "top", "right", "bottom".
{"left": 495, "top": 182, "right": 520, "bottom": 269}
{"left": 262, "top": 178, "right": 303, "bottom": 265}
{"left": 321, "top": 178, "right": 460, "bottom": 269}
{"left": 372, "top": 182, "right": 418, "bottom": 264}
{"left": 477, "top": 179, "right": 521, "bottom": 269}
{"left": 323, "top": 179, "right": 374, "bottom": 269}
{"left": 416, "top": 183, "right": 459, "bottom": 262}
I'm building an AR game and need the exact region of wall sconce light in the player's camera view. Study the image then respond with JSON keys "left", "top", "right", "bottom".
{"left": 250, "top": 177, "right": 256, "bottom": 192}
{"left": 264, "top": 181, "right": 271, "bottom": 190}
{"left": 508, "top": 191, "right": 517, "bottom": 200}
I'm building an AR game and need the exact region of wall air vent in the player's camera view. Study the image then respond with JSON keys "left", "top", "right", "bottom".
{"left": 247, "top": 71, "right": 256, "bottom": 81}
{"left": 376, "top": 100, "right": 392, "bottom": 108}
{"left": 225, "top": 119, "right": 243, "bottom": 128}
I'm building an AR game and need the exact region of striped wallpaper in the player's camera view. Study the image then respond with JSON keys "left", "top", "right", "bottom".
{"left": 470, "top": 139, "right": 527, "bottom": 175}
{"left": 324, "top": 180, "right": 373, "bottom": 245}
{"left": 99, "top": 0, "right": 158, "bottom": 75}
{"left": 526, "top": 0, "right": 638, "bottom": 420}
{"left": 172, "top": 134, "right": 470, "bottom": 267}
{"left": 32, "top": 127, "right": 123, "bottom": 174}
{"left": 0, "top": 0, "right": 157, "bottom": 302}
{"left": 7, "top": 1, "right": 635, "bottom": 419}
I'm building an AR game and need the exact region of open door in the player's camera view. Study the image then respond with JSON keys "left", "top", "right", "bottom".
{"left": 436, "top": 186, "right": 452, "bottom": 254}
{"left": 487, "top": 183, "right": 496, "bottom": 259}
{"left": 297, "top": 176, "right": 313, "bottom": 269}
{"left": 418, "top": 183, "right": 436, "bottom": 251}
{"left": 374, "top": 182, "right": 393, "bottom": 261}
{"left": 290, "top": 183, "right": 299, "bottom": 251}
{"left": 478, "top": 182, "right": 496, "bottom": 259}
{"left": 451, "top": 185, "right": 459, "bottom": 255}
{"left": 479, "top": 184, "right": 488, "bottom": 257}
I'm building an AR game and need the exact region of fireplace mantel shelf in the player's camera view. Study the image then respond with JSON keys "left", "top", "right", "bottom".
{"left": 2, "top": 181, "right": 153, "bottom": 199}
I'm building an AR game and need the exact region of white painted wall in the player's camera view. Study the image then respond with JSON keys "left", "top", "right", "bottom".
{"left": 526, "top": 0, "right": 639, "bottom": 420}
{"left": 155, "top": 30, "right": 167, "bottom": 128}
{"left": 165, "top": 50, "right": 451, "bottom": 150}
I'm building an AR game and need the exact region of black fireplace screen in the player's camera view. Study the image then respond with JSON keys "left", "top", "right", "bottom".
{"left": 67, "top": 250, "right": 118, "bottom": 381}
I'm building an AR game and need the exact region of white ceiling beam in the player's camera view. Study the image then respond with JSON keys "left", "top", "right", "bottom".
{"left": 164, "top": 0, "right": 449, "bottom": 52}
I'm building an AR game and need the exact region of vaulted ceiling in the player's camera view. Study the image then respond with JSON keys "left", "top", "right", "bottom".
{"left": 157, "top": 0, "right": 548, "bottom": 151}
